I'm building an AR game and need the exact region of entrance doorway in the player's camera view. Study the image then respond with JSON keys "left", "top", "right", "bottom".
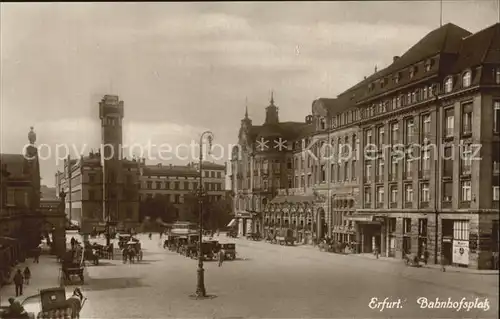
{"left": 360, "top": 223, "right": 381, "bottom": 253}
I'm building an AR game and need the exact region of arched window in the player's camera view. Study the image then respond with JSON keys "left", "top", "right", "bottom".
{"left": 462, "top": 71, "right": 471, "bottom": 88}
{"left": 444, "top": 77, "right": 453, "bottom": 93}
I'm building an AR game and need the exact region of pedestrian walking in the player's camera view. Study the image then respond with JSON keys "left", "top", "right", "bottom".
{"left": 23, "top": 267, "right": 31, "bottom": 285}
{"left": 441, "top": 255, "right": 447, "bottom": 272}
{"left": 13, "top": 269, "right": 24, "bottom": 297}
{"left": 423, "top": 250, "right": 429, "bottom": 265}
{"left": 148, "top": 233, "right": 152, "bottom": 240}
{"left": 218, "top": 249, "right": 225, "bottom": 267}
{"left": 374, "top": 246, "right": 380, "bottom": 259}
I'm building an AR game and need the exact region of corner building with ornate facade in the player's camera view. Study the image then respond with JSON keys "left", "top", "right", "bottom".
{"left": 327, "top": 23, "right": 498, "bottom": 269}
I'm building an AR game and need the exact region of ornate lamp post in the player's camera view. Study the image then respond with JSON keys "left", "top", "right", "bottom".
{"left": 193, "top": 130, "right": 214, "bottom": 299}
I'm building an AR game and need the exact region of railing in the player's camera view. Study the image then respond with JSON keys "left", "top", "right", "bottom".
{"left": 459, "top": 201, "right": 471, "bottom": 209}
{"left": 419, "top": 170, "right": 431, "bottom": 179}
{"left": 390, "top": 202, "right": 397, "bottom": 208}
{"left": 376, "top": 202, "right": 383, "bottom": 208}
{"left": 404, "top": 202, "right": 413, "bottom": 208}
{"left": 420, "top": 201, "right": 430, "bottom": 209}
{"left": 442, "top": 201, "right": 452, "bottom": 208}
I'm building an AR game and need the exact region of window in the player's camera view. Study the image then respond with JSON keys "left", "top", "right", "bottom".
{"left": 391, "top": 122, "right": 399, "bottom": 144}
{"left": 156, "top": 181, "right": 161, "bottom": 189}
{"left": 405, "top": 153, "right": 413, "bottom": 179}
{"left": 444, "top": 108, "right": 454, "bottom": 137}
{"left": 422, "top": 147, "right": 431, "bottom": 172}
{"left": 405, "top": 118, "right": 414, "bottom": 144}
{"left": 175, "top": 194, "right": 180, "bottom": 204}
{"left": 336, "top": 164, "right": 341, "bottom": 182}
{"left": 89, "top": 190, "right": 95, "bottom": 201}
{"left": 444, "top": 77, "right": 453, "bottom": 93}
{"left": 420, "top": 183, "right": 430, "bottom": 202}
{"left": 494, "top": 101, "right": 500, "bottom": 133}
{"left": 390, "top": 185, "right": 398, "bottom": 203}
{"left": 409, "top": 67, "right": 416, "bottom": 78}
{"left": 146, "top": 181, "right": 152, "bottom": 189}
{"left": 377, "top": 160, "right": 384, "bottom": 180}
{"left": 321, "top": 165, "right": 326, "bottom": 182}
{"left": 377, "top": 126, "right": 385, "bottom": 147}
{"left": 394, "top": 73, "right": 400, "bottom": 84}
{"left": 403, "top": 218, "right": 412, "bottom": 234}
{"left": 344, "top": 162, "right": 349, "bottom": 181}
{"left": 365, "top": 161, "right": 372, "bottom": 182}
{"left": 377, "top": 186, "right": 384, "bottom": 204}
{"left": 365, "top": 129, "right": 373, "bottom": 145}
{"left": 496, "top": 68, "right": 500, "bottom": 84}
{"left": 425, "top": 60, "right": 432, "bottom": 72}
{"left": 462, "top": 102, "right": 472, "bottom": 135}
{"left": 422, "top": 114, "right": 431, "bottom": 138}
{"left": 364, "top": 187, "right": 372, "bottom": 203}
{"left": 443, "top": 146, "right": 453, "bottom": 177}
{"left": 407, "top": 93, "right": 411, "bottom": 105}
{"left": 174, "top": 181, "right": 180, "bottom": 190}
{"left": 461, "top": 144, "right": 472, "bottom": 175}
{"left": 423, "top": 86, "right": 428, "bottom": 99}
{"left": 184, "top": 181, "right": 189, "bottom": 190}
{"left": 461, "top": 181, "right": 472, "bottom": 202}
{"left": 462, "top": 71, "right": 471, "bottom": 88}
{"left": 88, "top": 174, "right": 95, "bottom": 183}
{"left": 352, "top": 160, "right": 356, "bottom": 180}
{"left": 443, "top": 182, "right": 453, "bottom": 202}
{"left": 405, "top": 184, "right": 413, "bottom": 202}
{"left": 390, "top": 156, "right": 399, "bottom": 180}
{"left": 453, "top": 220, "right": 469, "bottom": 240}
{"left": 493, "top": 186, "right": 499, "bottom": 201}
{"left": 320, "top": 118, "right": 326, "bottom": 130}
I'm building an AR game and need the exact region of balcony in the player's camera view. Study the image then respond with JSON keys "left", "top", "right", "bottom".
{"left": 404, "top": 171, "right": 412, "bottom": 180}
{"left": 376, "top": 175, "right": 384, "bottom": 183}
{"left": 261, "top": 169, "right": 269, "bottom": 176}
{"left": 389, "top": 174, "right": 397, "bottom": 182}
{"left": 404, "top": 202, "right": 413, "bottom": 208}
{"left": 363, "top": 202, "right": 372, "bottom": 209}
{"left": 390, "top": 202, "right": 397, "bottom": 208}
{"left": 376, "top": 202, "right": 383, "bottom": 208}
{"left": 363, "top": 177, "right": 372, "bottom": 184}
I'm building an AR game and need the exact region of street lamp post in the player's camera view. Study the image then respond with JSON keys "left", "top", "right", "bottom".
{"left": 194, "top": 131, "right": 214, "bottom": 299}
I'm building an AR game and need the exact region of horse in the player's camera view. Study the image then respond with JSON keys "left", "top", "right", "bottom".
{"left": 66, "top": 288, "right": 86, "bottom": 319}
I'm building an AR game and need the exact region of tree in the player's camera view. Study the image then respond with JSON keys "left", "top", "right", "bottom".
{"left": 139, "top": 194, "right": 178, "bottom": 224}
{"left": 179, "top": 192, "right": 232, "bottom": 230}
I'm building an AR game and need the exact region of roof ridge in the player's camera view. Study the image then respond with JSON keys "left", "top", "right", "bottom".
{"left": 480, "top": 23, "right": 499, "bottom": 63}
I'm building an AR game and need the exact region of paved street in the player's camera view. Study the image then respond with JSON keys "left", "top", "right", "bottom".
{"left": 60, "top": 233, "right": 498, "bottom": 318}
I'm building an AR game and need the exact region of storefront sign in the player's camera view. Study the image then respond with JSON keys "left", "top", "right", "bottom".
{"left": 373, "top": 217, "right": 385, "bottom": 223}
{"left": 452, "top": 240, "right": 469, "bottom": 265}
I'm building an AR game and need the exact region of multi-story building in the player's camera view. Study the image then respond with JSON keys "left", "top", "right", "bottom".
{"left": 138, "top": 161, "right": 226, "bottom": 216}
{"left": 55, "top": 95, "right": 141, "bottom": 233}
{"left": 342, "top": 22, "right": 499, "bottom": 270}
{"left": 235, "top": 23, "right": 499, "bottom": 270}
{"left": 1, "top": 127, "right": 66, "bottom": 281}
{"left": 230, "top": 95, "right": 311, "bottom": 237}
{"left": 261, "top": 98, "right": 360, "bottom": 245}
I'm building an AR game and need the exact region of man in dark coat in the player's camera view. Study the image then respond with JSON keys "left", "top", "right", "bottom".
{"left": 13, "top": 269, "right": 24, "bottom": 296}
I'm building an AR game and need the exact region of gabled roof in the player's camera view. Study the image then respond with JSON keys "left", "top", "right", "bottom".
{"left": 452, "top": 23, "right": 500, "bottom": 72}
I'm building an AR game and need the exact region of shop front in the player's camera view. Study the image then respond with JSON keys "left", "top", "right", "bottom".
{"left": 347, "top": 213, "right": 385, "bottom": 254}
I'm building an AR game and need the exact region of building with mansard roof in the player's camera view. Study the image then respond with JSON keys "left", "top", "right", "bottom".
{"left": 243, "top": 22, "right": 499, "bottom": 269}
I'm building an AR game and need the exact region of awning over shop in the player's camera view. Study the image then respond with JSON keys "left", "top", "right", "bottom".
{"left": 346, "top": 214, "right": 375, "bottom": 222}
{"left": 227, "top": 219, "right": 237, "bottom": 227}
{"left": 346, "top": 213, "right": 386, "bottom": 223}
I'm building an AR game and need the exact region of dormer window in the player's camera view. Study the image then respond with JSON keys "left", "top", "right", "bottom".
{"left": 425, "top": 59, "right": 433, "bottom": 72}
{"left": 462, "top": 71, "right": 471, "bottom": 88}
{"left": 319, "top": 118, "right": 326, "bottom": 130}
{"left": 444, "top": 76, "right": 453, "bottom": 93}
{"left": 394, "top": 73, "right": 401, "bottom": 84}
{"left": 409, "top": 66, "right": 416, "bottom": 78}
{"left": 495, "top": 68, "right": 500, "bottom": 84}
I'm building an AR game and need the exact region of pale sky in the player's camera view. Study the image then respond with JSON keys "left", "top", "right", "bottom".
{"left": 1, "top": 1, "right": 498, "bottom": 187}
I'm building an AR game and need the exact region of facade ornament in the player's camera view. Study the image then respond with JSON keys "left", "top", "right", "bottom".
{"left": 28, "top": 126, "right": 36, "bottom": 145}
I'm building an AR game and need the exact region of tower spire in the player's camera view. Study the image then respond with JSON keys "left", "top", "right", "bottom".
{"left": 244, "top": 97, "right": 249, "bottom": 119}
{"left": 270, "top": 90, "right": 274, "bottom": 105}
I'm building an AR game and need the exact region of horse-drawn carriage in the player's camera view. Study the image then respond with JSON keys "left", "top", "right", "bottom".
{"left": 122, "top": 240, "right": 143, "bottom": 263}
{"left": 220, "top": 243, "right": 236, "bottom": 260}
{"left": 117, "top": 234, "right": 135, "bottom": 249}
{"left": 60, "top": 247, "right": 84, "bottom": 285}
{"left": 246, "top": 232, "right": 261, "bottom": 241}
{"left": 0, "top": 287, "right": 86, "bottom": 319}
{"left": 226, "top": 229, "right": 237, "bottom": 238}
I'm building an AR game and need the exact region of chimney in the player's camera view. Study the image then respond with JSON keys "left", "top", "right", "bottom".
{"left": 393, "top": 56, "right": 400, "bottom": 62}
{"left": 364, "top": 76, "right": 367, "bottom": 80}
{"left": 157, "top": 163, "right": 162, "bottom": 168}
